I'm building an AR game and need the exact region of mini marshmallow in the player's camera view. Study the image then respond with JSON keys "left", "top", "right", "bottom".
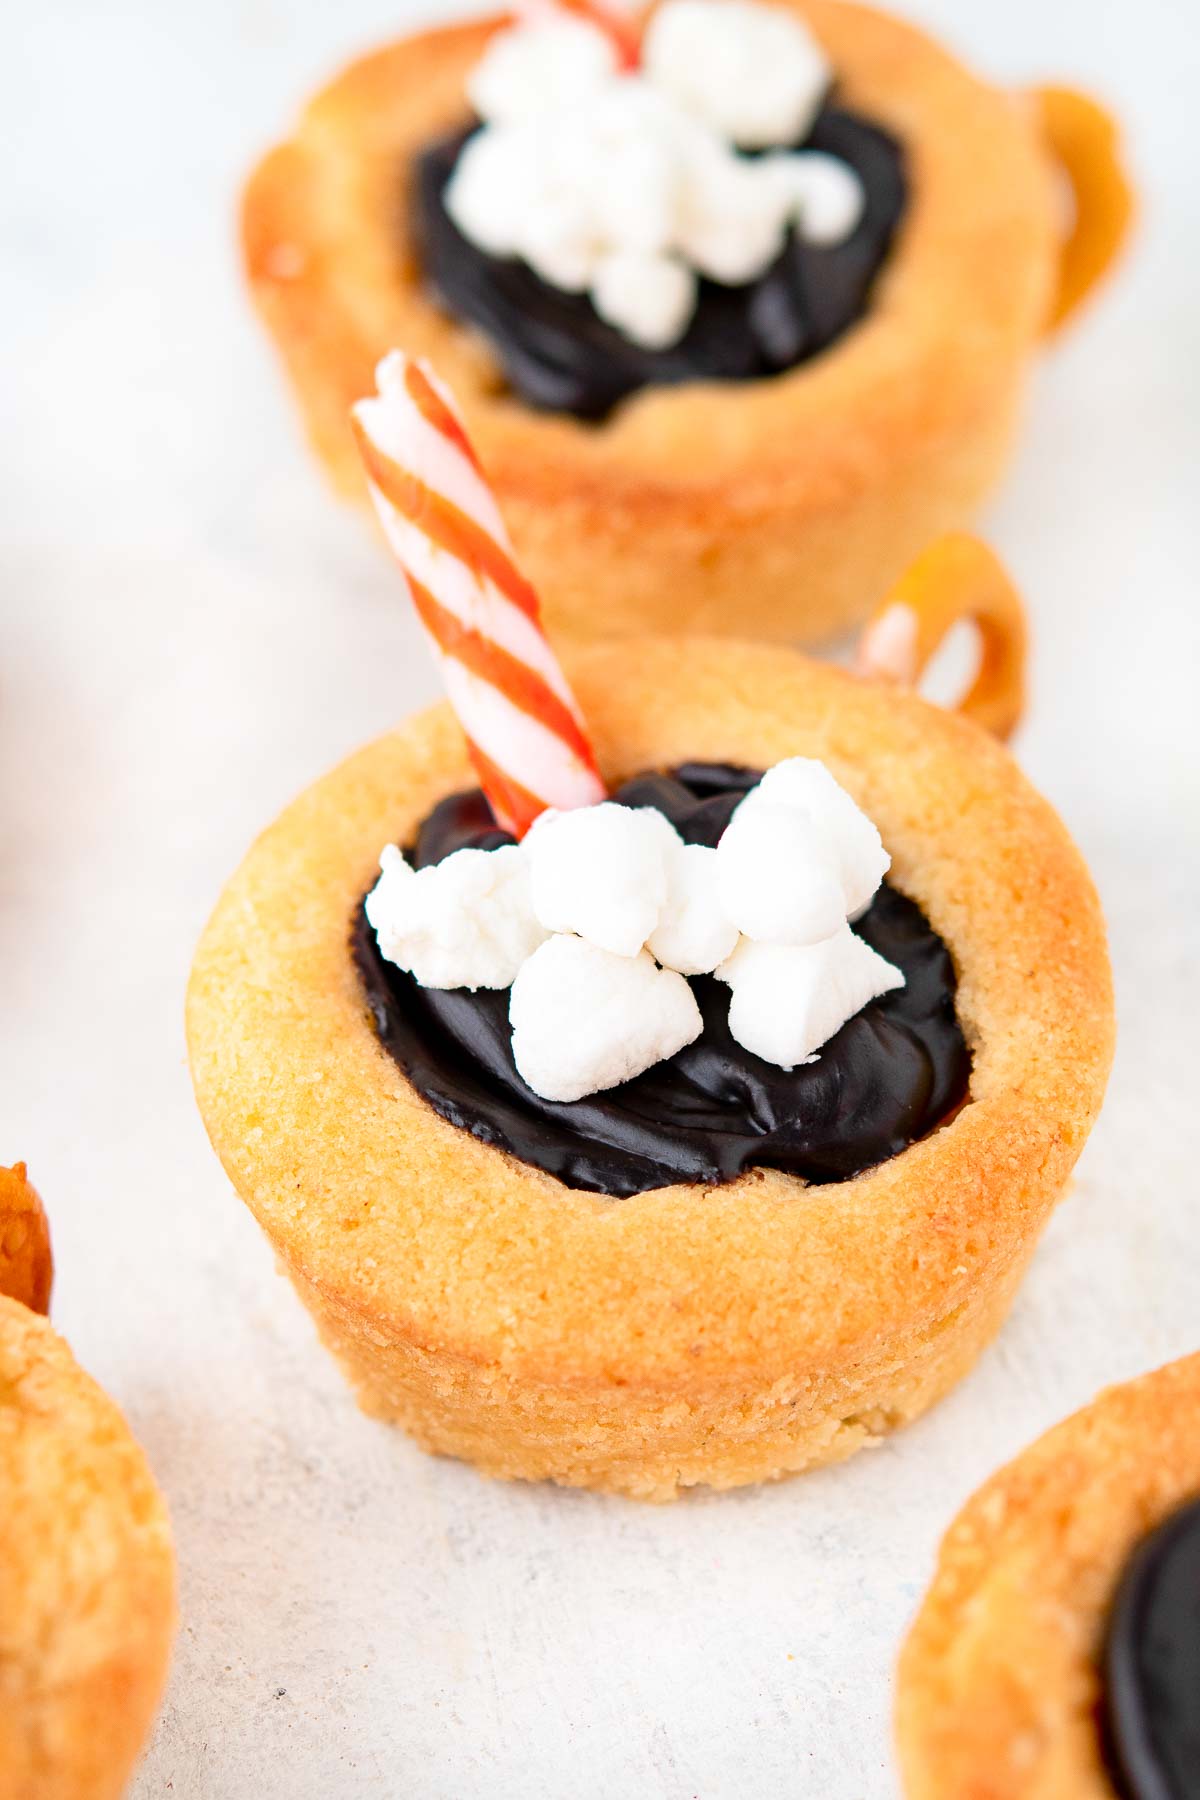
{"left": 467, "top": 17, "right": 618, "bottom": 124}
{"left": 591, "top": 250, "right": 697, "bottom": 349}
{"left": 366, "top": 761, "right": 899, "bottom": 1093}
{"left": 510, "top": 937, "right": 703, "bottom": 1101}
{"left": 753, "top": 758, "right": 890, "bottom": 918}
{"left": 715, "top": 798, "right": 846, "bottom": 946}
{"left": 716, "top": 926, "right": 904, "bottom": 1068}
{"left": 767, "top": 150, "right": 866, "bottom": 244}
{"left": 676, "top": 140, "right": 793, "bottom": 284}
{"left": 584, "top": 83, "right": 687, "bottom": 255}
{"left": 365, "top": 843, "right": 547, "bottom": 990}
{"left": 444, "top": 13, "right": 864, "bottom": 353}
{"left": 642, "top": 0, "right": 829, "bottom": 149}
{"left": 526, "top": 802, "right": 682, "bottom": 957}
{"left": 445, "top": 122, "right": 546, "bottom": 261}
{"left": 647, "top": 842, "right": 740, "bottom": 975}
{"left": 519, "top": 199, "right": 597, "bottom": 293}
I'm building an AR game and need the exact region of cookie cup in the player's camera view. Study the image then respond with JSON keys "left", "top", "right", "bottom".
{"left": 187, "top": 639, "right": 1113, "bottom": 1499}
{"left": 242, "top": 1, "right": 1131, "bottom": 645}
{"left": 0, "top": 1296, "right": 176, "bottom": 1800}
{"left": 896, "top": 1353, "right": 1200, "bottom": 1800}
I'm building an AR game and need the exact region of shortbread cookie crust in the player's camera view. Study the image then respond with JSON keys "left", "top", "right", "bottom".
{"left": 0, "top": 1297, "right": 176, "bottom": 1800}
{"left": 242, "top": 1, "right": 1062, "bottom": 644}
{"left": 187, "top": 639, "right": 1114, "bottom": 1498}
{"left": 896, "top": 1353, "right": 1200, "bottom": 1800}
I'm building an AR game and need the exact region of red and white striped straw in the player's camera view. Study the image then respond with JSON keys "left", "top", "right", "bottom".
{"left": 533, "top": 0, "right": 642, "bottom": 66}
{"left": 351, "top": 352, "right": 606, "bottom": 838}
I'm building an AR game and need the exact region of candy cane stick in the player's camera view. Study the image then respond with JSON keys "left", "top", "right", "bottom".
{"left": 351, "top": 353, "right": 606, "bottom": 837}
{"left": 540, "top": 0, "right": 642, "bottom": 66}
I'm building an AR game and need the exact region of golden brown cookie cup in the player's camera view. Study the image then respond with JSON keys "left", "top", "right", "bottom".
{"left": 0, "top": 1296, "right": 176, "bottom": 1800}
{"left": 896, "top": 1354, "right": 1200, "bottom": 1800}
{"left": 242, "top": 1, "right": 1130, "bottom": 647}
{"left": 187, "top": 639, "right": 1113, "bottom": 1499}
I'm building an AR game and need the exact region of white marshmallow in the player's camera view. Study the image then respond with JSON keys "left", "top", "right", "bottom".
{"left": 445, "top": 14, "right": 864, "bottom": 351}
{"left": 447, "top": 83, "right": 695, "bottom": 326}
{"left": 444, "top": 122, "right": 545, "bottom": 260}
{"left": 676, "top": 142, "right": 792, "bottom": 284}
{"left": 520, "top": 199, "right": 598, "bottom": 293}
{"left": 716, "top": 926, "right": 904, "bottom": 1068}
{"left": 753, "top": 758, "right": 890, "bottom": 918}
{"left": 365, "top": 843, "right": 547, "bottom": 990}
{"left": 510, "top": 937, "right": 703, "bottom": 1101}
{"left": 715, "top": 798, "right": 846, "bottom": 946}
{"left": 583, "top": 83, "right": 686, "bottom": 255}
{"left": 467, "top": 17, "right": 618, "bottom": 124}
{"left": 647, "top": 841, "right": 740, "bottom": 975}
{"left": 770, "top": 150, "right": 867, "bottom": 244}
{"left": 642, "top": 0, "right": 829, "bottom": 149}
{"left": 525, "top": 802, "right": 682, "bottom": 957}
{"left": 365, "top": 757, "right": 897, "bottom": 1094}
{"left": 591, "top": 250, "right": 697, "bottom": 349}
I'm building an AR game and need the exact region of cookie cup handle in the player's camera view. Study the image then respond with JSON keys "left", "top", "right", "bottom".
{"left": 0, "top": 1161, "right": 54, "bottom": 1316}
{"left": 1033, "top": 84, "right": 1135, "bottom": 333}
{"left": 854, "top": 534, "right": 1027, "bottom": 741}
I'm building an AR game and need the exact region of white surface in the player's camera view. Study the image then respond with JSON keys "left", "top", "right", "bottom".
{"left": 2, "top": 1, "right": 1198, "bottom": 1795}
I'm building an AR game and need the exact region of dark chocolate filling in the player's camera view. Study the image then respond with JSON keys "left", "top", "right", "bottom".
{"left": 411, "top": 105, "right": 907, "bottom": 420}
{"left": 1103, "top": 1496, "right": 1200, "bottom": 1800}
{"left": 351, "top": 764, "right": 969, "bottom": 1197}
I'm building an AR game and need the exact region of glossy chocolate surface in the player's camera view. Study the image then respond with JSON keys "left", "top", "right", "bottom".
{"left": 412, "top": 107, "right": 907, "bottom": 419}
{"left": 1103, "top": 1496, "right": 1200, "bottom": 1800}
{"left": 352, "top": 765, "right": 969, "bottom": 1197}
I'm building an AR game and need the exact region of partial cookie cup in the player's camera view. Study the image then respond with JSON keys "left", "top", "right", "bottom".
{"left": 241, "top": 1, "right": 1131, "bottom": 645}
{"left": 896, "top": 1353, "right": 1200, "bottom": 1800}
{"left": 187, "top": 639, "right": 1114, "bottom": 1500}
{"left": 0, "top": 1296, "right": 176, "bottom": 1800}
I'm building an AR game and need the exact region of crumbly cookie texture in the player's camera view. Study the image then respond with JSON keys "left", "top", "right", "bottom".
{"left": 187, "top": 639, "right": 1114, "bottom": 1500}
{"left": 0, "top": 1296, "right": 176, "bottom": 1800}
{"left": 0, "top": 1164, "right": 53, "bottom": 1315}
{"left": 240, "top": 0, "right": 1059, "bottom": 645}
{"left": 897, "top": 1353, "right": 1200, "bottom": 1800}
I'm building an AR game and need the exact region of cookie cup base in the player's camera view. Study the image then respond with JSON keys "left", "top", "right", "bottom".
{"left": 187, "top": 641, "right": 1114, "bottom": 1500}
{"left": 283, "top": 1235, "right": 1039, "bottom": 1501}
{"left": 897, "top": 1353, "right": 1200, "bottom": 1799}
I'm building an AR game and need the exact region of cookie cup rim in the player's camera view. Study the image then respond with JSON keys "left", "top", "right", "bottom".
{"left": 239, "top": 0, "right": 1059, "bottom": 517}
{"left": 896, "top": 1351, "right": 1200, "bottom": 1800}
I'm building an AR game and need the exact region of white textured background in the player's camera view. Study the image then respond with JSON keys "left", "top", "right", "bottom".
{"left": 3, "top": 0, "right": 1198, "bottom": 1794}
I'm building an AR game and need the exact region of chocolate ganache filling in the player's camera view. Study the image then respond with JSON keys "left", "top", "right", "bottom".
{"left": 1103, "top": 1497, "right": 1200, "bottom": 1800}
{"left": 352, "top": 764, "right": 969, "bottom": 1197}
{"left": 412, "top": 106, "right": 907, "bottom": 420}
